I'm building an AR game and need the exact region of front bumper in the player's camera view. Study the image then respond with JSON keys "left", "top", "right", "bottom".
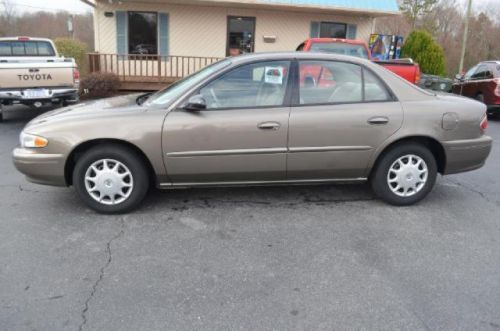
{"left": 13, "top": 148, "right": 67, "bottom": 186}
{"left": 442, "top": 135, "right": 493, "bottom": 175}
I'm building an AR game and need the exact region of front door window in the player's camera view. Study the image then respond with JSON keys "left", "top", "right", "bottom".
{"left": 227, "top": 16, "right": 255, "bottom": 57}
{"left": 200, "top": 61, "right": 291, "bottom": 109}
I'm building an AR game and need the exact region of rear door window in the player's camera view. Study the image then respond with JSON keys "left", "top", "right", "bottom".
{"left": 299, "top": 60, "right": 363, "bottom": 105}
{"left": 298, "top": 60, "right": 392, "bottom": 105}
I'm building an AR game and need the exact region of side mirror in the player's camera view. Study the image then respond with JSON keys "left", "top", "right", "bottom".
{"left": 183, "top": 95, "right": 206, "bottom": 111}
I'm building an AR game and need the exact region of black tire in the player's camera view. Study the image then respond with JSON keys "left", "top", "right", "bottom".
{"left": 73, "top": 144, "right": 149, "bottom": 214}
{"left": 371, "top": 143, "right": 437, "bottom": 206}
{"left": 0, "top": 105, "right": 4, "bottom": 123}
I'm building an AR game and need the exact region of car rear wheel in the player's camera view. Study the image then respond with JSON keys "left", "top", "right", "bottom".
{"left": 371, "top": 143, "right": 437, "bottom": 206}
{"left": 73, "top": 145, "right": 149, "bottom": 214}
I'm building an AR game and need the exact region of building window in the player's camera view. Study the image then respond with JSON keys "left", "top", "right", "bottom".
{"left": 320, "top": 22, "right": 347, "bottom": 38}
{"left": 128, "top": 12, "right": 158, "bottom": 55}
{"left": 227, "top": 16, "right": 256, "bottom": 57}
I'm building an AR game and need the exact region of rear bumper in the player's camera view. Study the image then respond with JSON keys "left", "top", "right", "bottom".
{"left": 442, "top": 135, "right": 493, "bottom": 175}
{"left": 0, "top": 88, "right": 79, "bottom": 105}
{"left": 12, "top": 148, "right": 67, "bottom": 186}
{"left": 487, "top": 105, "right": 500, "bottom": 113}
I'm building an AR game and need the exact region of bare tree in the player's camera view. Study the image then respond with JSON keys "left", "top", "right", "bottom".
{"left": 1, "top": 0, "right": 17, "bottom": 35}
{"left": 400, "top": 0, "right": 439, "bottom": 28}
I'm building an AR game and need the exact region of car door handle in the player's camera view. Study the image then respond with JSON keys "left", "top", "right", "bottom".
{"left": 368, "top": 117, "right": 389, "bottom": 125}
{"left": 258, "top": 122, "right": 281, "bottom": 130}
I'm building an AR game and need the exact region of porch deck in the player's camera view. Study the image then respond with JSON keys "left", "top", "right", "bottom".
{"left": 88, "top": 53, "right": 223, "bottom": 91}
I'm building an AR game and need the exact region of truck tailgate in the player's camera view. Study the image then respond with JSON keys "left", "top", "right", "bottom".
{"left": 0, "top": 62, "right": 75, "bottom": 89}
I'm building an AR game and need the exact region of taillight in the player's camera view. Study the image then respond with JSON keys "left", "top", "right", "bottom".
{"left": 494, "top": 78, "right": 500, "bottom": 97}
{"left": 480, "top": 115, "right": 488, "bottom": 133}
{"left": 415, "top": 64, "right": 421, "bottom": 85}
{"left": 73, "top": 68, "right": 80, "bottom": 83}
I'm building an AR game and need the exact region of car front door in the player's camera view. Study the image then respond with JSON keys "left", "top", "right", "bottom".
{"left": 287, "top": 60, "right": 403, "bottom": 180}
{"left": 162, "top": 60, "right": 292, "bottom": 184}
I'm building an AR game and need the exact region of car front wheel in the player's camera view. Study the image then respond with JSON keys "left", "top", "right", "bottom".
{"left": 371, "top": 143, "right": 437, "bottom": 206}
{"left": 73, "top": 145, "right": 149, "bottom": 214}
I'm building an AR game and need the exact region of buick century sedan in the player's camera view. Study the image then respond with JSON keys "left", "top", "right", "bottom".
{"left": 13, "top": 53, "right": 492, "bottom": 213}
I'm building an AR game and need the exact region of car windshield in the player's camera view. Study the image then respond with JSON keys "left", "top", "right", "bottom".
{"left": 145, "top": 59, "right": 231, "bottom": 106}
{"left": 310, "top": 43, "right": 369, "bottom": 59}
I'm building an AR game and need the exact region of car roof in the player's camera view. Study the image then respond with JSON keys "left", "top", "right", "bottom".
{"left": 229, "top": 51, "right": 372, "bottom": 65}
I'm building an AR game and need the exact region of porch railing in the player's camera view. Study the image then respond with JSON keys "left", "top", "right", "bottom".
{"left": 88, "top": 53, "right": 223, "bottom": 88}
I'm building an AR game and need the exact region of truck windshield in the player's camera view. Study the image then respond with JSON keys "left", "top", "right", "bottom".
{"left": 145, "top": 59, "right": 231, "bottom": 106}
{"left": 310, "top": 43, "right": 369, "bottom": 59}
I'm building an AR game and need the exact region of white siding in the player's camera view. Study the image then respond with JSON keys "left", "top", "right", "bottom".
{"left": 93, "top": 1, "right": 374, "bottom": 57}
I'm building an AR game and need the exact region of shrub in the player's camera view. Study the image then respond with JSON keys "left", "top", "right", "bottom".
{"left": 401, "top": 30, "right": 447, "bottom": 77}
{"left": 54, "top": 38, "right": 88, "bottom": 73}
{"left": 79, "top": 72, "right": 121, "bottom": 99}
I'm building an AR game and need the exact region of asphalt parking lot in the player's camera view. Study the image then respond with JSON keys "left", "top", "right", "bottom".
{"left": 1, "top": 105, "right": 500, "bottom": 331}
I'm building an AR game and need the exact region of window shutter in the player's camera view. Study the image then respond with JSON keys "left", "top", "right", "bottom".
{"left": 158, "top": 13, "right": 170, "bottom": 56}
{"left": 346, "top": 24, "right": 357, "bottom": 39}
{"left": 116, "top": 11, "right": 128, "bottom": 55}
{"left": 310, "top": 22, "right": 320, "bottom": 38}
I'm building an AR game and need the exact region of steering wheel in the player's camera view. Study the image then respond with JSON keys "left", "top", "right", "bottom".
{"left": 210, "top": 88, "right": 220, "bottom": 108}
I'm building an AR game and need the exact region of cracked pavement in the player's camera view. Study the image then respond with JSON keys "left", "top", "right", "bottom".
{"left": 1, "top": 106, "right": 500, "bottom": 330}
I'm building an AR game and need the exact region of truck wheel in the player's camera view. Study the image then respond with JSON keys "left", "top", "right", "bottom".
{"left": 73, "top": 144, "right": 150, "bottom": 214}
{"left": 371, "top": 143, "right": 437, "bottom": 206}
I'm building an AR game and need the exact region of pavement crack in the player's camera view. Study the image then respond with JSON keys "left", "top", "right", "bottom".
{"left": 445, "top": 178, "right": 497, "bottom": 206}
{"left": 18, "top": 185, "right": 42, "bottom": 193}
{"left": 78, "top": 217, "right": 125, "bottom": 331}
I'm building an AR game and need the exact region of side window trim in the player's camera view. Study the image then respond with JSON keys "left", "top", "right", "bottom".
{"left": 291, "top": 59, "right": 397, "bottom": 108}
{"left": 186, "top": 59, "right": 294, "bottom": 111}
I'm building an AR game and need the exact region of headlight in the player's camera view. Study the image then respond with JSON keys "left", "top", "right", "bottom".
{"left": 20, "top": 132, "right": 48, "bottom": 148}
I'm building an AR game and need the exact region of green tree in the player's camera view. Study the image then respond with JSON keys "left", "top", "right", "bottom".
{"left": 401, "top": 30, "right": 446, "bottom": 76}
{"left": 400, "top": 0, "right": 438, "bottom": 28}
{"left": 54, "top": 38, "right": 88, "bottom": 74}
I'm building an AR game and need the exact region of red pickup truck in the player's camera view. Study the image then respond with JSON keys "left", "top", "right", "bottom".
{"left": 297, "top": 38, "right": 421, "bottom": 84}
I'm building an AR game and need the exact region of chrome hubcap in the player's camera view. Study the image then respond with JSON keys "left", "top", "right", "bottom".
{"left": 387, "top": 154, "right": 428, "bottom": 197}
{"left": 84, "top": 159, "right": 134, "bottom": 205}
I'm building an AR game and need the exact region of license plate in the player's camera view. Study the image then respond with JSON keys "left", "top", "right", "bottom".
{"left": 24, "top": 89, "right": 48, "bottom": 99}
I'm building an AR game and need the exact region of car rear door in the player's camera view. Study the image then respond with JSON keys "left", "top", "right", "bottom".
{"left": 287, "top": 60, "right": 403, "bottom": 180}
{"left": 162, "top": 60, "right": 292, "bottom": 184}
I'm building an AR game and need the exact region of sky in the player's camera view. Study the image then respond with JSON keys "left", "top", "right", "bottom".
{"left": 2, "top": 0, "right": 92, "bottom": 14}
{"left": 1, "top": 0, "right": 497, "bottom": 14}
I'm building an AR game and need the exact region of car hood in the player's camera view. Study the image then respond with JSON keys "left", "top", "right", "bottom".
{"left": 26, "top": 93, "right": 146, "bottom": 127}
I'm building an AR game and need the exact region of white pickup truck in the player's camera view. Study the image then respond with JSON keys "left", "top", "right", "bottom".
{"left": 0, "top": 37, "right": 80, "bottom": 122}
